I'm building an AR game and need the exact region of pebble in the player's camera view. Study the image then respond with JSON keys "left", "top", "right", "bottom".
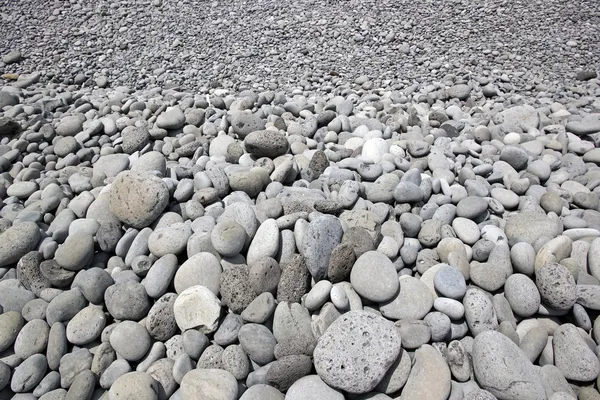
{"left": 238, "top": 323, "right": 276, "bottom": 365}
{"left": 108, "top": 372, "right": 159, "bottom": 400}
{"left": 473, "top": 330, "right": 546, "bottom": 399}
{"left": 302, "top": 215, "right": 344, "bottom": 281}
{"left": 173, "top": 285, "right": 221, "bottom": 333}
{"left": 109, "top": 170, "right": 170, "bottom": 228}
{"left": 180, "top": 369, "right": 238, "bottom": 400}
{"left": 0, "top": 222, "right": 40, "bottom": 267}
{"left": 313, "top": 310, "right": 401, "bottom": 393}
{"left": 286, "top": 375, "right": 344, "bottom": 400}
{"left": 11, "top": 354, "right": 47, "bottom": 393}
{"left": 535, "top": 262, "right": 577, "bottom": 310}
{"left": 350, "top": 250, "right": 399, "bottom": 303}
{"left": 463, "top": 288, "right": 498, "bottom": 336}
{"left": 553, "top": 323, "right": 600, "bottom": 381}
{"left": 380, "top": 276, "right": 433, "bottom": 320}
{"left": 434, "top": 264, "right": 467, "bottom": 299}
{"left": 401, "top": 344, "right": 451, "bottom": 400}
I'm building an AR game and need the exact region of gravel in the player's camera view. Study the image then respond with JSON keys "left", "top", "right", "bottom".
{"left": 0, "top": 0, "right": 600, "bottom": 398}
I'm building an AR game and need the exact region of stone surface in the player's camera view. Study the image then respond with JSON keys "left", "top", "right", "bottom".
{"left": 313, "top": 310, "right": 402, "bottom": 393}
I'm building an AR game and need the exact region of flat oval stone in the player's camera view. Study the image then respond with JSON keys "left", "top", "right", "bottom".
{"left": 244, "top": 130, "right": 290, "bottom": 158}
{"left": 0, "top": 221, "right": 40, "bottom": 267}
{"left": 108, "top": 372, "right": 159, "bottom": 400}
{"left": 504, "top": 274, "right": 540, "bottom": 317}
{"left": 380, "top": 276, "right": 433, "bottom": 320}
{"left": 286, "top": 375, "right": 344, "bottom": 400}
{"left": 174, "top": 252, "right": 222, "bottom": 295}
{"left": 350, "top": 251, "right": 399, "bottom": 303}
{"left": 313, "top": 310, "right": 401, "bottom": 393}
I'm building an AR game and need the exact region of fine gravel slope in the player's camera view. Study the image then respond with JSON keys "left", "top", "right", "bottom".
{"left": 0, "top": 0, "right": 599, "bottom": 91}
{"left": 1, "top": 0, "right": 600, "bottom": 400}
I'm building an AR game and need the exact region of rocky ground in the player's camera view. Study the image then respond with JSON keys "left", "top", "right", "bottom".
{"left": 1, "top": 0, "right": 600, "bottom": 400}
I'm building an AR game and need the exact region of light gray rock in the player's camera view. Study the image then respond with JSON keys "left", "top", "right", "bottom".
{"left": 0, "top": 311, "right": 24, "bottom": 352}
{"left": 400, "top": 344, "right": 451, "bottom": 400}
{"left": 351, "top": 250, "right": 399, "bottom": 303}
{"left": 239, "top": 384, "right": 284, "bottom": 400}
{"left": 174, "top": 252, "right": 222, "bottom": 295}
{"left": 180, "top": 368, "right": 238, "bottom": 400}
{"left": 110, "top": 320, "right": 152, "bottom": 362}
{"left": 11, "top": 354, "right": 47, "bottom": 393}
{"left": 109, "top": 170, "right": 170, "bottom": 229}
{"left": 473, "top": 330, "right": 546, "bottom": 400}
{"left": 313, "top": 310, "right": 401, "bottom": 393}
{"left": 504, "top": 274, "right": 540, "bottom": 317}
{"left": 173, "top": 285, "right": 221, "bottom": 333}
{"left": 380, "top": 276, "right": 433, "bottom": 320}
{"left": 286, "top": 375, "right": 344, "bottom": 400}
{"left": 14, "top": 319, "right": 49, "bottom": 359}
{"left": 148, "top": 222, "right": 192, "bottom": 257}
{"left": 54, "top": 233, "right": 94, "bottom": 271}
{"left": 108, "top": 371, "right": 159, "bottom": 400}
{"left": 246, "top": 218, "right": 279, "bottom": 266}
{"left": 0, "top": 222, "right": 40, "bottom": 267}
{"left": 553, "top": 323, "right": 599, "bottom": 381}
{"left": 156, "top": 107, "right": 185, "bottom": 130}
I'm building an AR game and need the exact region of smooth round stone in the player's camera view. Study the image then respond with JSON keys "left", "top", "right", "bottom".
{"left": 330, "top": 284, "right": 349, "bottom": 311}
{"left": 286, "top": 375, "right": 344, "bottom": 400}
{"left": 66, "top": 305, "right": 106, "bottom": 345}
{"left": 504, "top": 274, "right": 540, "bottom": 317}
{"left": 238, "top": 323, "right": 276, "bottom": 365}
{"left": 400, "top": 344, "right": 451, "bottom": 400}
{"left": 433, "top": 297, "right": 464, "bottom": 320}
{"left": 180, "top": 368, "right": 238, "bottom": 400}
{"left": 0, "top": 360, "right": 9, "bottom": 391}
{"left": 11, "top": 354, "right": 47, "bottom": 393}
{"left": 504, "top": 212, "right": 561, "bottom": 246}
{"left": 173, "top": 285, "right": 221, "bottom": 333}
{"left": 109, "top": 170, "right": 170, "bottom": 229}
{"left": 156, "top": 107, "right": 185, "bottom": 130}
{"left": 46, "top": 288, "right": 87, "bottom": 325}
{"left": 350, "top": 251, "right": 399, "bottom": 303}
{"left": 451, "top": 218, "right": 480, "bottom": 245}
{"left": 491, "top": 188, "right": 519, "bottom": 209}
{"left": 132, "top": 151, "right": 166, "bottom": 175}
{"left": 7, "top": 181, "right": 38, "bottom": 199}
{"left": 535, "top": 262, "right": 576, "bottom": 310}
{"left": 456, "top": 197, "right": 488, "bottom": 220}
{"left": 14, "top": 319, "right": 49, "bottom": 359}
{"left": 304, "top": 280, "right": 332, "bottom": 311}
{"left": 214, "top": 313, "right": 244, "bottom": 347}
{"left": 54, "top": 233, "right": 94, "bottom": 271}
{"left": 239, "top": 384, "right": 284, "bottom": 400}
{"left": 56, "top": 116, "right": 83, "bottom": 136}
{"left": 380, "top": 276, "right": 433, "bottom": 320}
{"left": 0, "top": 221, "right": 40, "bottom": 267}
{"left": 143, "top": 254, "right": 178, "bottom": 298}
{"left": 434, "top": 265, "right": 467, "bottom": 300}
{"left": 314, "top": 310, "right": 401, "bottom": 393}
{"left": 246, "top": 219, "right": 279, "bottom": 266}
{"left": 110, "top": 320, "right": 151, "bottom": 362}
{"left": 210, "top": 220, "right": 246, "bottom": 257}
{"left": 108, "top": 372, "right": 159, "bottom": 400}
{"left": 249, "top": 257, "right": 281, "bottom": 296}
{"left": 71, "top": 267, "right": 114, "bottom": 304}
{"left": 242, "top": 292, "right": 276, "bottom": 323}
{"left": 510, "top": 242, "right": 536, "bottom": 276}
{"left": 148, "top": 222, "right": 192, "bottom": 257}
{"left": 104, "top": 281, "right": 151, "bottom": 321}
{"left": 174, "top": 252, "right": 222, "bottom": 295}
{"left": 424, "top": 312, "right": 451, "bottom": 341}
{"left": 553, "top": 323, "right": 600, "bottom": 381}
{"left": 473, "top": 331, "right": 546, "bottom": 400}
